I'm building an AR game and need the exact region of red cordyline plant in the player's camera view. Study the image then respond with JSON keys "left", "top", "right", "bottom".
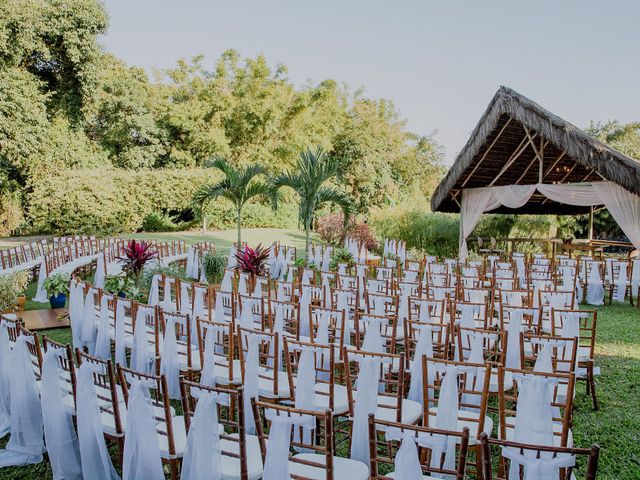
{"left": 118, "top": 240, "right": 157, "bottom": 279}
{"left": 235, "top": 244, "right": 270, "bottom": 277}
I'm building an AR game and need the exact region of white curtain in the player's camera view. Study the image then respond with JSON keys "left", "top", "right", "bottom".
{"left": 536, "top": 183, "right": 598, "bottom": 207}
{"left": 459, "top": 188, "right": 498, "bottom": 260}
{"left": 458, "top": 181, "right": 640, "bottom": 258}
{"left": 493, "top": 184, "right": 537, "bottom": 208}
{"left": 592, "top": 182, "right": 640, "bottom": 250}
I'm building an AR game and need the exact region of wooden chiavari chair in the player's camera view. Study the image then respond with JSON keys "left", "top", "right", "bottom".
{"left": 251, "top": 399, "right": 370, "bottom": 479}
{"left": 180, "top": 380, "right": 264, "bottom": 480}
{"left": 551, "top": 308, "right": 599, "bottom": 410}
{"left": 343, "top": 347, "right": 422, "bottom": 454}
{"left": 42, "top": 336, "right": 77, "bottom": 412}
{"left": 117, "top": 366, "right": 185, "bottom": 479}
{"left": 421, "top": 356, "right": 492, "bottom": 477}
{"left": 497, "top": 367, "right": 575, "bottom": 448}
{"left": 479, "top": 433, "right": 600, "bottom": 480}
{"left": 237, "top": 326, "right": 290, "bottom": 401}
{"left": 76, "top": 349, "right": 126, "bottom": 458}
{"left": 369, "top": 416, "right": 470, "bottom": 480}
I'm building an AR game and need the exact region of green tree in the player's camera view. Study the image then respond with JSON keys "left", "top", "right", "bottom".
{"left": 271, "top": 147, "right": 352, "bottom": 265}
{"left": 193, "top": 158, "right": 271, "bottom": 245}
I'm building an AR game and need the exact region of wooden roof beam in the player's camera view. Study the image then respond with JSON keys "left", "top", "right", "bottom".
{"left": 489, "top": 129, "right": 539, "bottom": 186}
{"left": 460, "top": 117, "right": 513, "bottom": 189}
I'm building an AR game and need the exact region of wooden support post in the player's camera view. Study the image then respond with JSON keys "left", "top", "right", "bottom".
{"left": 459, "top": 197, "right": 465, "bottom": 257}
{"left": 588, "top": 206, "right": 594, "bottom": 241}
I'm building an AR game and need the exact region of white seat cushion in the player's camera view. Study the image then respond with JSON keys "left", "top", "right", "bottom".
{"left": 386, "top": 473, "right": 441, "bottom": 479}
{"left": 220, "top": 434, "right": 263, "bottom": 480}
{"left": 489, "top": 369, "right": 513, "bottom": 393}
{"left": 290, "top": 453, "right": 368, "bottom": 480}
{"left": 312, "top": 383, "right": 350, "bottom": 415}
{"left": 352, "top": 393, "right": 422, "bottom": 425}
{"left": 258, "top": 370, "right": 290, "bottom": 399}
{"left": 428, "top": 407, "right": 493, "bottom": 446}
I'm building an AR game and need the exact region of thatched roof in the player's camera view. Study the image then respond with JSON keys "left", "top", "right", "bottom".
{"left": 431, "top": 86, "right": 640, "bottom": 214}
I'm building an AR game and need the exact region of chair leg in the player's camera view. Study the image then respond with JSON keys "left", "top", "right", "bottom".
{"left": 170, "top": 459, "right": 179, "bottom": 480}
{"left": 475, "top": 444, "right": 484, "bottom": 480}
{"left": 588, "top": 364, "right": 599, "bottom": 411}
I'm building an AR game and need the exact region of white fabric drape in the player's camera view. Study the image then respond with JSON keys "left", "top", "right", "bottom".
{"left": 180, "top": 392, "right": 223, "bottom": 480}
{"left": 407, "top": 325, "right": 434, "bottom": 404}
{"left": 536, "top": 183, "right": 598, "bottom": 207}
{"left": 592, "top": 182, "right": 640, "bottom": 250}
{"left": 80, "top": 289, "right": 97, "bottom": 353}
{"left": 262, "top": 410, "right": 315, "bottom": 480}
{"left": 458, "top": 181, "right": 640, "bottom": 259}
{"left": 460, "top": 185, "right": 535, "bottom": 260}
{"left": 0, "top": 336, "right": 44, "bottom": 467}
{"left": 160, "top": 314, "right": 181, "bottom": 400}
{"left": 122, "top": 381, "right": 164, "bottom": 480}
{"left": 76, "top": 363, "right": 120, "bottom": 480}
{"left": 95, "top": 295, "right": 112, "bottom": 360}
{"left": 33, "top": 256, "right": 49, "bottom": 302}
{"left": 94, "top": 255, "right": 106, "bottom": 289}
{"left": 41, "top": 349, "right": 82, "bottom": 480}
{"left": 350, "top": 356, "right": 382, "bottom": 465}
{"left": 0, "top": 322, "right": 11, "bottom": 438}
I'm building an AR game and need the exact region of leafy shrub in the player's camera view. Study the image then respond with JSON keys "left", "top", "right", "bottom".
{"left": 316, "top": 212, "right": 378, "bottom": 251}
{"left": 330, "top": 248, "right": 354, "bottom": 269}
{"left": 142, "top": 212, "right": 178, "bottom": 232}
{"left": 0, "top": 271, "right": 30, "bottom": 312}
{"left": 26, "top": 167, "right": 218, "bottom": 235}
{"left": 316, "top": 212, "right": 345, "bottom": 245}
{"left": 203, "top": 200, "right": 298, "bottom": 230}
{"left": 104, "top": 275, "right": 145, "bottom": 302}
{"left": 371, "top": 207, "right": 459, "bottom": 258}
{"left": 140, "top": 264, "right": 188, "bottom": 293}
{"left": 0, "top": 192, "right": 24, "bottom": 237}
{"left": 349, "top": 222, "right": 379, "bottom": 251}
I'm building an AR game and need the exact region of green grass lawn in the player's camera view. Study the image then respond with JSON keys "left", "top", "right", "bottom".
{"left": 129, "top": 227, "right": 317, "bottom": 250}
{"left": 0, "top": 302, "right": 637, "bottom": 479}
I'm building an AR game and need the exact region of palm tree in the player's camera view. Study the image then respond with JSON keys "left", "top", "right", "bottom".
{"left": 271, "top": 146, "right": 352, "bottom": 265}
{"left": 193, "top": 157, "right": 271, "bottom": 246}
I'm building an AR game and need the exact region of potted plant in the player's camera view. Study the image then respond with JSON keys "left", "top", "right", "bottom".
{"left": 234, "top": 244, "right": 269, "bottom": 280}
{"left": 330, "top": 248, "right": 355, "bottom": 270}
{"left": 202, "top": 250, "right": 227, "bottom": 285}
{"left": 43, "top": 273, "right": 71, "bottom": 309}
{"left": 118, "top": 240, "right": 158, "bottom": 284}
{"left": 0, "top": 271, "right": 30, "bottom": 313}
{"left": 104, "top": 275, "right": 143, "bottom": 301}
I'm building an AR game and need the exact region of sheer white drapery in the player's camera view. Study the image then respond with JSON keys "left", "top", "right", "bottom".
{"left": 459, "top": 182, "right": 640, "bottom": 259}
{"left": 592, "top": 182, "right": 640, "bottom": 250}
{"left": 76, "top": 363, "right": 120, "bottom": 480}
{"left": 122, "top": 380, "right": 164, "bottom": 480}
{"left": 40, "top": 349, "right": 82, "bottom": 480}
{"left": 460, "top": 185, "right": 535, "bottom": 260}
{"left": 0, "top": 336, "right": 44, "bottom": 467}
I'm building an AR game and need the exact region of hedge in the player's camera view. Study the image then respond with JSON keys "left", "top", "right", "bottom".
{"left": 25, "top": 167, "right": 300, "bottom": 235}
{"left": 26, "top": 167, "right": 218, "bottom": 235}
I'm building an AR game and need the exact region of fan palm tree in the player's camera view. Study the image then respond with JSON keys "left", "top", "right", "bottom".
{"left": 271, "top": 146, "right": 352, "bottom": 265}
{"left": 193, "top": 157, "right": 271, "bottom": 246}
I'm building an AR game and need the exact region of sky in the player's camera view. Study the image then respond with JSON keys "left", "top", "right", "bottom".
{"left": 101, "top": 0, "right": 640, "bottom": 164}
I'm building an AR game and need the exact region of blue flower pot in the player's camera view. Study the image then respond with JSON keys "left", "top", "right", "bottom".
{"left": 49, "top": 293, "right": 66, "bottom": 309}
